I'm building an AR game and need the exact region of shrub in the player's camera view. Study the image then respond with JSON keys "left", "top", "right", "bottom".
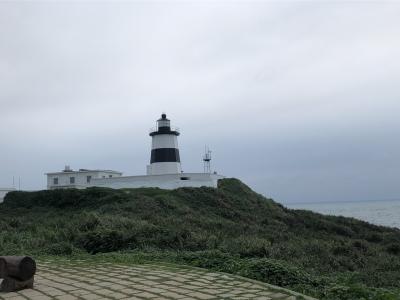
{"left": 76, "top": 230, "right": 136, "bottom": 254}
{"left": 353, "top": 240, "right": 369, "bottom": 252}
{"left": 242, "top": 258, "right": 317, "bottom": 287}
{"left": 323, "top": 284, "right": 400, "bottom": 300}
{"left": 366, "top": 233, "right": 384, "bottom": 243}
{"left": 1, "top": 178, "right": 400, "bottom": 299}
{"left": 221, "top": 236, "right": 271, "bottom": 258}
{"left": 45, "top": 242, "right": 75, "bottom": 255}
{"left": 386, "top": 244, "right": 400, "bottom": 255}
{"left": 77, "top": 212, "right": 102, "bottom": 231}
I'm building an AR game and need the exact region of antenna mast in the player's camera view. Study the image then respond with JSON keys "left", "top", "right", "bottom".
{"left": 203, "top": 146, "right": 212, "bottom": 173}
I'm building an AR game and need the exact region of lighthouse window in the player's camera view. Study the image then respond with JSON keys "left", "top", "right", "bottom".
{"left": 70, "top": 177, "right": 75, "bottom": 184}
{"left": 53, "top": 178, "right": 58, "bottom": 185}
{"left": 180, "top": 177, "right": 190, "bottom": 181}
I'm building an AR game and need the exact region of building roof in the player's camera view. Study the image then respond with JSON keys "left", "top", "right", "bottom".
{"left": 45, "top": 169, "right": 122, "bottom": 176}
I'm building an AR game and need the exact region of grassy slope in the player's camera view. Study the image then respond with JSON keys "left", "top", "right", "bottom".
{"left": 0, "top": 178, "right": 399, "bottom": 299}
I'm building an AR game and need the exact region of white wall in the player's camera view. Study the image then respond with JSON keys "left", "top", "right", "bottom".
{"left": 47, "top": 171, "right": 122, "bottom": 189}
{"left": 91, "top": 173, "right": 224, "bottom": 190}
{"left": 151, "top": 135, "right": 179, "bottom": 149}
{"left": 147, "top": 162, "right": 182, "bottom": 175}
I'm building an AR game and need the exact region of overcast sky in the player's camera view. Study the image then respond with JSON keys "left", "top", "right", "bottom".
{"left": 0, "top": 1, "right": 399, "bottom": 203}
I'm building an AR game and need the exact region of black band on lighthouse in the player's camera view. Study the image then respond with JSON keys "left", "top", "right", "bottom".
{"left": 151, "top": 148, "right": 180, "bottom": 163}
{"left": 149, "top": 127, "right": 180, "bottom": 136}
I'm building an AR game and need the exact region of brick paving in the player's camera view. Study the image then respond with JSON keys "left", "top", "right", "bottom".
{"left": 0, "top": 260, "right": 315, "bottom": 300}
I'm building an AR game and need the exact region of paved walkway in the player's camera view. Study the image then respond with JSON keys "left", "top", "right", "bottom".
{"left": 0, "top": 260, "right": 314, "bottom": 300}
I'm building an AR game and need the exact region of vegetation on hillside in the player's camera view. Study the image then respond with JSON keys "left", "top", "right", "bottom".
{"left": 0, "top": 179, "right": 399, "bottom": 299}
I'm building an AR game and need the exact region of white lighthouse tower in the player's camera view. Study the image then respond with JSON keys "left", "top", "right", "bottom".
{"left": 147, "top": 114, "right": 182, "bottom": 175}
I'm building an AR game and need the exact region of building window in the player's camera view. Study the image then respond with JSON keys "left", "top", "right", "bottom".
{"left": 180, "top": 177, "right": 190, "bottom": 181}
{"left": 109, "top": 175, "right": 112, "bottom": 178}
{"left": 87, "top": 176, "right": 92, "bottom": 183}
{"left": 102, "top": 176, "right": 106, "bottom": 178}
{"left": 53, "top": 178, "right": 58, "bottom": 185}
{"left": 70, "top": 177, "right": 75, "bottom": 184}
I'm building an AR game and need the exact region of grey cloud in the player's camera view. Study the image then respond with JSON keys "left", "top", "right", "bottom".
{"left": 0, "top": 1, "right": 399, "bottom": 202}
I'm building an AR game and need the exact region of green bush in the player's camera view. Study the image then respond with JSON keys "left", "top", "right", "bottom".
{"left": 386, "top": 243, "right": 400, "bottom": 255}
{"left": 242, "top": 258, "right": 317, "bottom": 287}
{"left": 76, "top": 230, "right": 136, "bottom": 254}
{"left": 44, "top": 242, "right": 75, "bottom": 255}
{"left": 323, "top": 284, "right": 400, "bottom": 300}
{"left": 1, "top": 178, "right": 400, "bottom": 300}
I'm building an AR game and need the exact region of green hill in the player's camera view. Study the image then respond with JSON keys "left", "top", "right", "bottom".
{"left": 1, "top": 178, "right": 399, "bottom": 299}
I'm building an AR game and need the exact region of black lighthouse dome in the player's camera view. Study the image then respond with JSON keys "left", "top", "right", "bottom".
{"left": 150, "top": 113, "right": 180, "bottom": 136}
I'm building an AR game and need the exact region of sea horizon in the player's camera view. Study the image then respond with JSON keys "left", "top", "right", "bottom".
{"left": 283, "top": 197, "right": 400, "bottom": 205}
{"left": 286, "top": 198, "right": 400, "bottom": 229}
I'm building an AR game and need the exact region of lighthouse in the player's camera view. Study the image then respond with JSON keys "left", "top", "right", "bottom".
{"left": 147, "top": 114, "right": 182, "bottom": 175}
{"left": 46, "top": 113, "right": 224, "bottom": 190}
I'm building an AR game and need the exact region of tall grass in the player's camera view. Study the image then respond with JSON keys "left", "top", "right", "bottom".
{"left": 0, "top": 179, "right": 399, "bottom": 299}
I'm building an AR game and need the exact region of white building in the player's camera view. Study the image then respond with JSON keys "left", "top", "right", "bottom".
{"left": 46, "top": 167, "right": 122, "bottom": 190}
{"left": 0, "top": 188, "right": 16, "bottom": 203}
{"left": 91, "top": 173, "right": 223, "bottom": 190}
{"left": 46, "top": 114, "right": 224, "bottom": 190}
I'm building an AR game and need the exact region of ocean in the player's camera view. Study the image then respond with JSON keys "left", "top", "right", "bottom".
{"left": 286, "top": 199, "right": 400, "bottom": 229}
